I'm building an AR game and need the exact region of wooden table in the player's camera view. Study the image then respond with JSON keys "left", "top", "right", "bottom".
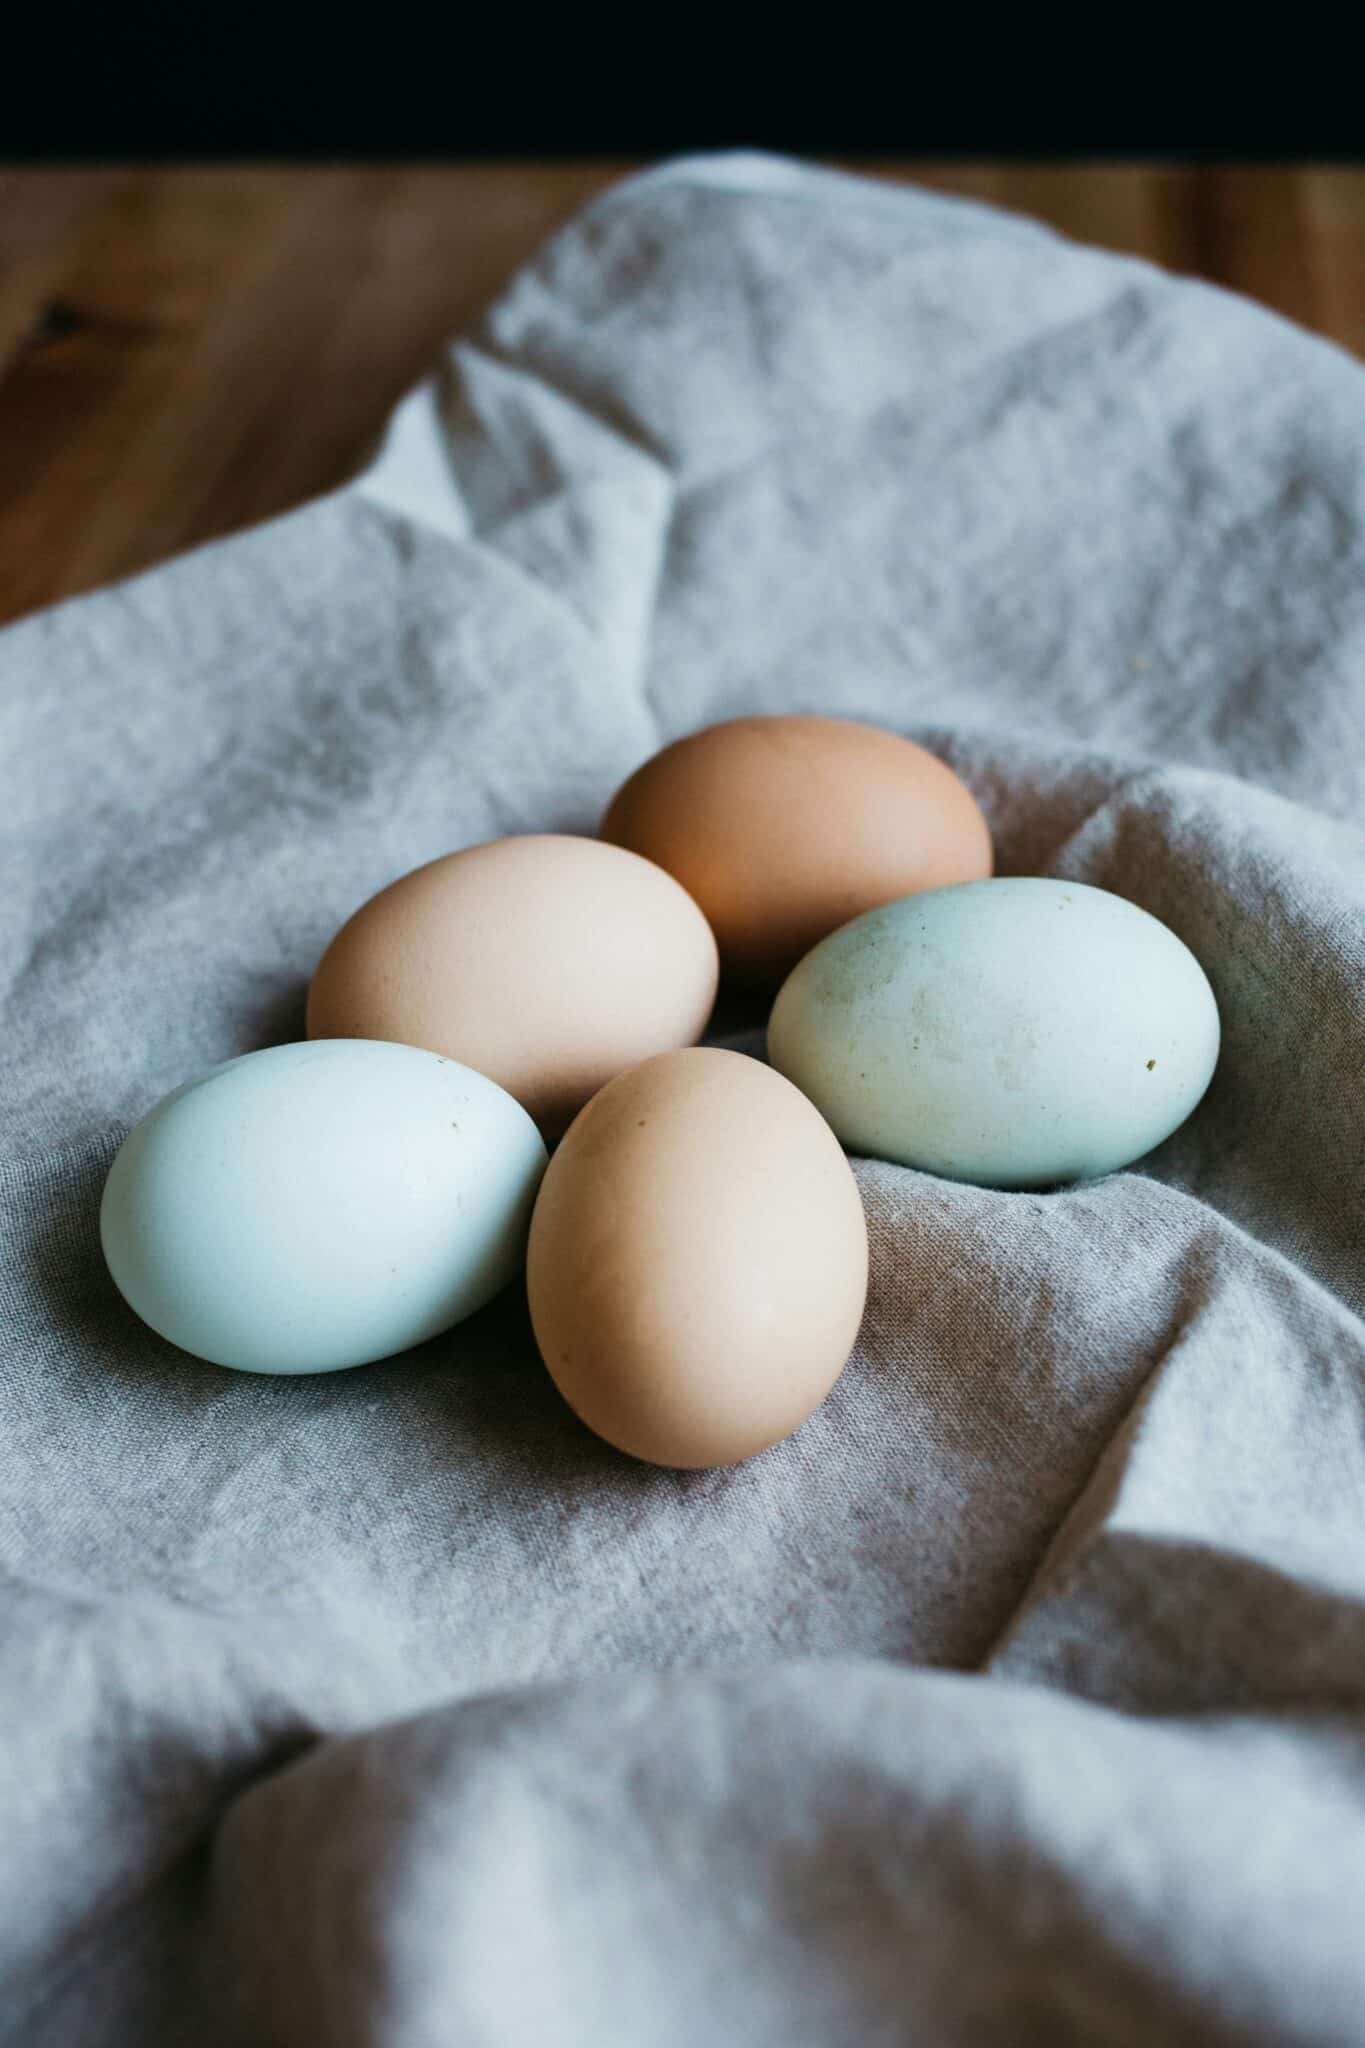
{"left": 2, "top": 164, "right": 1362, "bottom": 628}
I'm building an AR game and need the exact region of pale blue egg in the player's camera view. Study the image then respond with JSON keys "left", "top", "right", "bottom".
{"left": 768, "top": 879, "right": 1220, "bottom": 1188}
{"left": 101, "top": 1039, "right": 548, "bottom": 1373}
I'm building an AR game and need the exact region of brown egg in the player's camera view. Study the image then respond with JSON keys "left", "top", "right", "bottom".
{"left": 307, "top": 836, "right": 718, "bottom": 1135}
{"left": 527, "top": 1047, "right": 868, "bottom": 1468}
{"left": 601, "top": 714, "right": 993, "bottom": 983}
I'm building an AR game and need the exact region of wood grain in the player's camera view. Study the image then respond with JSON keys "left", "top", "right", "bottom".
{"left": 1, "top": 163, "right": 1362, "bottom": 627}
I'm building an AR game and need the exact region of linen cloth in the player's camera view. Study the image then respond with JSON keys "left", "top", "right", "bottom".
{"left": 2, "top": 155, "right": 1363, "bottom": 2046}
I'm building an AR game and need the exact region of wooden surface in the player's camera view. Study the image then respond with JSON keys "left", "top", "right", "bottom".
{"left": 1, "top": 164, "right": 1363, "bottom": 627}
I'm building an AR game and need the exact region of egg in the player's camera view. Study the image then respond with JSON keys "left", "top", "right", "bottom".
{"left": 601, "top": 715, "right": 993, "bottom": 983}
{"left": 526, "top": 1047, "right": 868, "bottom": 1468}
{"left": 100, "top": 1039, "right": 548, "bottom": 1374}
{"left": 306, "top": 835, "right": 719, "bottom": 1135}
{"left": 768, "top": 878, "right": 1220, "bottom": 1188}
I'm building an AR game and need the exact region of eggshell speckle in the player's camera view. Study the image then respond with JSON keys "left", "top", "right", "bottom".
{"left": 100, "top": 1039, "right": 548, "bottom": 1374}
{"left": 602, "top": 715, "right": 992, "bottom": 983}
{"left": 768, "top": 878, "right": 1221, "bottom": 1188}
{"left": 306, "top": 835, "right": 719, "bottom": 1134}
{"left": 527, "top": 1047, "right": 869, "bottom": 1468}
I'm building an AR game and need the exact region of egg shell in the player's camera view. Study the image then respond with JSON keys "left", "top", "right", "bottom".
{"left": 100, "top": 1039, "right": 548, "bottom": 1374}
{"left": 601, "top": 715, "right": 993, "bottom": 983}
{"left": 767, "top": 878, "right": 1221, "bottom": 1188}
{"left": 306, "top": 835, "right": 719, "bottom": 1135}
{"left": 527, "top": 1047, "right": 869, "bottom": 1469}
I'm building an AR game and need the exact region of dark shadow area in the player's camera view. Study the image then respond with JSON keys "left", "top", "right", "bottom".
{"left": 244, "top": 977, "right": 310, "bottom": 1053}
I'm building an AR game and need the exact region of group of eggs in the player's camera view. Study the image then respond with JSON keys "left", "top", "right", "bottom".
{"left": 101, "top": 716, "right": 1221, "bottom": 1469}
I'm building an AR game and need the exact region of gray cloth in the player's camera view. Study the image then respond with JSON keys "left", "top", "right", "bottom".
{"left": 2, "top": 153, "right": 1364, "bottom": 2047}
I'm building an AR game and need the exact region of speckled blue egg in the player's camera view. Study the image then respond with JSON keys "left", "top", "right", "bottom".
{"left": 767, "top": 878, "right": 1220, "bottom": 1188}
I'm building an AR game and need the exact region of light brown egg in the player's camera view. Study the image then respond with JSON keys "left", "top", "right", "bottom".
{"left": 527, "top": 1047, "right": 868, "bottom": 1468}
{"left": 601, "top": 714, "right": 993, "bottom": 983}
{"left": 306, "top": 836, "right": 718, "bottom": 1136}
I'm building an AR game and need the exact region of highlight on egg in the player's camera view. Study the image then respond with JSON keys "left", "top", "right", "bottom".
{"left": 601, "top": 714, "right": 993, "bottom": 984}
{"left": 100, "top": 1039, "right": 548, "bottom": 1374}
{"left": 768, "top": 877, "right": 1221, "bottom": 1188}
{"left": 526, "top": 1046, "right": 869, "bottom": 1469}
{"left": 306, "top": 834, "right": 720, "bottom": 1136}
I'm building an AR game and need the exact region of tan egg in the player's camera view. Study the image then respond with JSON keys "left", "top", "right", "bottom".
{"left": 601, "top": 714, "right": 993, "bottom": 983}
{"left": 307, "top": 836, "right": 718, "bottom": 1136}
{"left": 527, "top": 1047, "right": 868, "bottom": 1469}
